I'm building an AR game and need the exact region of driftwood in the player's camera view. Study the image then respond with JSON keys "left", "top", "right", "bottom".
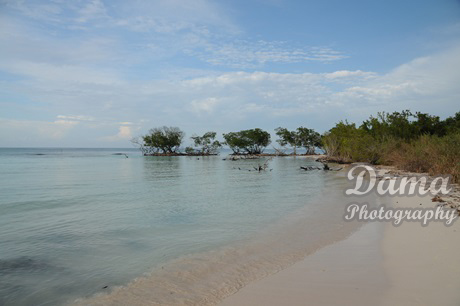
{"left": 300, "top": 166, "right": 321, "bottom": 171}
{"left": 233, "top": 158, "right": 273, "bottom": 172}
{"left": 301, "top": 161, "right": 343, "bottom": 172}
{"left": 253, "top": 157, "right": 273, "bottom": 172}
{"left": 228, "top": 155, "right": 261, "bottom": 161}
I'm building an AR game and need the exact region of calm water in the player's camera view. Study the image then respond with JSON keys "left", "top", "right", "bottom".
{"left": 0, "top": 148, "right": 362, "bottom": 305}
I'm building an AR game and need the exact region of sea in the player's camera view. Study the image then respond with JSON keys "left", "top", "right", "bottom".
{"left": 0, "top": 148, "right": 377, "bottom": 305}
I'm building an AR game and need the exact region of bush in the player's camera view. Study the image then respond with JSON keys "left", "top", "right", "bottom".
{"left": 190, "top": 132, "right": 222, "bottom": 154}
{"left": 383, "top": 133, "right": 460, "bottom": 183}
{"left": 223, "top": 128, "right": 271, "bottom": 154}
{"left": 322, "top": 121, "right": 381, "bottom": 163}
{"left": 275, "top": 126, "right": 322, "bottom": 154}
{"left": 324, "top": 111, "right": 460, "bottom": 181}
{"left": 142, "top": 126, "right": 185, "bottom": 154}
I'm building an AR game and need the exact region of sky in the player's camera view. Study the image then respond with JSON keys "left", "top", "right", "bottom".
{"left": 1, "top": 0, "right": 460, "bottom": 147}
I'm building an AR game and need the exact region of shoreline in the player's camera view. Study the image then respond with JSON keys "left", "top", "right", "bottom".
{"left": 218, "top": 189, "right": 460, "bottom": 305}
{"left": 141, "top": 153, "right": 326, "bottom": 158}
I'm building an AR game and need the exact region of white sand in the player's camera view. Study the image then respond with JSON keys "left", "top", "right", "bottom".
{"left": 219, "top": 194, "right": 460, "bottom": 306}
{"left": 382, "top": 194, "right": 460, "bottom": 306}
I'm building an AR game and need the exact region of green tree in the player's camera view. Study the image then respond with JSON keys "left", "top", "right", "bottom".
{"left": 222, "top": 132, "right": 246, "bottom": 154}
{"left": 296, "top": 127, "right": 322, "bottom": 155}
{"left": 322, "top": 110, "right": 460, "bottom": 168}
{"left": 323, "top": 121, "right": 380, "bottom": 163}
{"left": 361, "top": 110, "right": 418, "bottom": 141}
{"left": 413, "top": 112, "right": 444, "bottom": 136}
{"left": 443, "top": 112, "right": 460, "bottom": 134}
{"left": 275, "top": 127, "right": 321, "bottom": 154}
{"left": 275, "top": 127, "right": 299, "bottom": 154}
{"left": 143, "top": 126, "right": 185, "bottom": 154}
{"left": 190, "top": 131, "right": 222, "bottom": 154}
{"left": 223, "top": 128, "right": 271, "bottom": 154}
{"left": 185, "top": 146, "right": 196, "bottom": 154}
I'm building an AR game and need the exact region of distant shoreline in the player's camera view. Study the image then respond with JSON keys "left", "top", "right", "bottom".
{"left": 142, "top": 152, "right": 325, "bottom": 158}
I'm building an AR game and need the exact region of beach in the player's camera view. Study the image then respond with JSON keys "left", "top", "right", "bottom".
{"left": 2, "top": 149, "right": 459, "bottom": 305}
{"left": 219, "top": 188, "right": 460, "bottom": 305}
{"left": 72, "top": 164, "right": 460, "bottom": 306}
{"left": 3, "top": 0, "right": 460, "bottom": 305}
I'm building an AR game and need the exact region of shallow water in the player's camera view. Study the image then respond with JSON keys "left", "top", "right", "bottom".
{"left": 0, "top": 148, "right": 373, "bottom": 305}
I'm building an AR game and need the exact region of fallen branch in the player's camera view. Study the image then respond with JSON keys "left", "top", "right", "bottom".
{"left": 300, "top": 161, "right": 343, "bottom": 171}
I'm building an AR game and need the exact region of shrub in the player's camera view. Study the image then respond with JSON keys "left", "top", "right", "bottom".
{"left": 383, "top": 133, "right": 460, "bottom": 183}
{"left": 223, "top": 128, "right": 271, "bottom": 154}
{"left": 190, "top": 132, "right": 222, "bottom": 154}
{"left": 143, "top": 126, "right": 185, "bottom": 154}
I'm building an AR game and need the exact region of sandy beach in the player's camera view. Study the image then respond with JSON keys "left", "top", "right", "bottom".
{"left": 220, "top": 191, "right": 460, "bottom": 305}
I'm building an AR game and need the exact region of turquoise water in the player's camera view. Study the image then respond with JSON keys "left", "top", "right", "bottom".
{"left": 0, "top": 148, "right": 349, "bottom": 305}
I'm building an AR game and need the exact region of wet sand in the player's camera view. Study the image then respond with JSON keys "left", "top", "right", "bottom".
{"left": 220, "top": 220, "right": 387, "bottom": 306}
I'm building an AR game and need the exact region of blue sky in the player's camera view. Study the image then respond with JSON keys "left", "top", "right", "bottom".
{"left": 1, "top": 0, "right": 460, "bottom": 147}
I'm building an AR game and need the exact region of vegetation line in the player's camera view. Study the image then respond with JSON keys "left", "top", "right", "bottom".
{"left": 322, "top": 110, "right": 460, "bottom": 183}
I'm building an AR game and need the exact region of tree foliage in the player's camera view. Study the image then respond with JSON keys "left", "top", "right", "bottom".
{"left": 443, "top": 112, "right": 460, "bottom": 134}
{"left": 323, "top": 121, "right": 381, "bottom": 163}
{"left": 275, "top": 127, "right": 298, "bottom": 153}
{"left": 323, "top": 110, "right": 460, "bottom": 164}
{"left": 275, "top": 126, "right": 321, "bottom": 154}
{"left": 190, "top": 131, "right": 222, "bottom": 154}
{"left": 296, "top": 127, "right": 321, "bottom": 154}
{"left": 359, "top": 110, "right": 458, "bottom": 141}
{"left": 142, "top": 126, "right": 185, "bottom": 154}
{"left": 223, "top": 128, "right": 271, "bottom": 154}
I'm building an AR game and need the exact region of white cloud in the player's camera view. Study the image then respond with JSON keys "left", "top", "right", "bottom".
{"left": 324, "top": 70, "right": 377, "bottom": 79}
{"left": 75, "top": 0, "right": 108, "bottom": 23}
{"left": 110, "top": 0, "right": 236, "bottom": 33}
{"left": 3, "top": 43, "right": 459, "bottom": 145}
{"left": 330, "top": 45, "right": 460, "bottom": 113}
{"left": 0, "top": 118, "right": 79, "bottom": 144}
{"left": 190, "top": 41, "right": 347, "bottom": 68}
{"left": 190, "top": 97, "right": 220, "bottom": 114}
{"left": 3, "top": 0, "right": 236, "bottom": 34}
{"left": 1, "top": 0, "right": 459, "bottom": 147}
{"left": 0, "top": 60, "right": 121, "bottom": 86}
{"left": 57, "top": 115, "right": 95, "bottom": 121}
{"left": 1, "top": 1, "right": 346, "bottom": 71}
{"left": 102, "top": 125, "right": 133, "bottom": 142}
{"left": 0, "top": 115, "right": 143, "bottom": 146}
